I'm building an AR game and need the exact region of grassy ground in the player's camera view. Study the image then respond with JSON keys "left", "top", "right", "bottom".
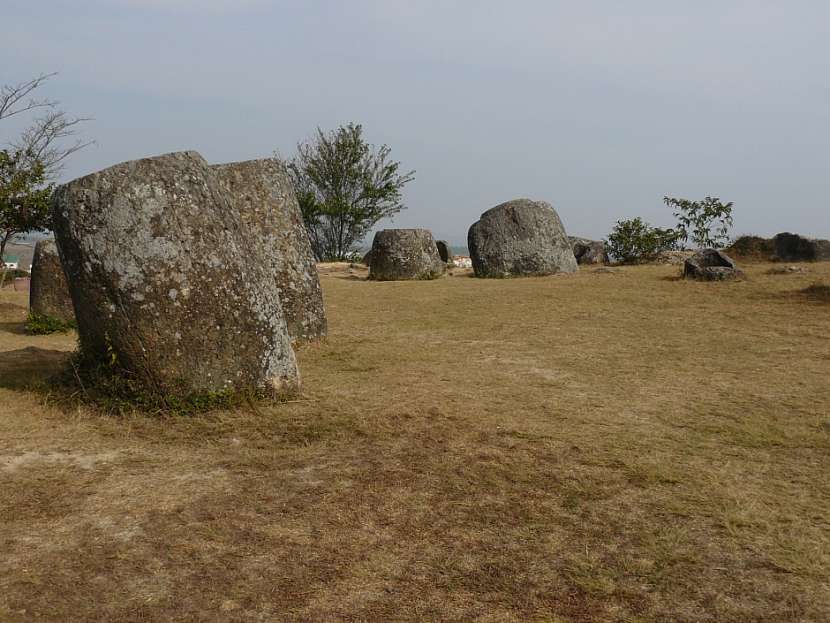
{"left": 1, "top": 261, "right": 829, "bottom": 622}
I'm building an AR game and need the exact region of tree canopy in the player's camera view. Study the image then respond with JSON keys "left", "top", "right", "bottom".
{"left": 664, "top": 195, "right": 734, "bottom": 249}
{"left": 287, "top": 123, "right": 415, "bottom": 261}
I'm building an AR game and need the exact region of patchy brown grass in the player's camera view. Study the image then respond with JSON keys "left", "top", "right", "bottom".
{"left": 1, "top": 261, "right": 829, "bottom": 622}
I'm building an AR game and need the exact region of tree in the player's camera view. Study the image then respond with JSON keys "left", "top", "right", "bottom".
{"left": 664, "top": 195, "right": 734, "bottom": 249}
{"left": 0, "top": 73, "right": 91, "bottom": 285}
{"left": 0, "top": 151, "right": 52, "bottom": 285}
{"left": 1, "top": 73, "right": 93, "bottom": 179}
{"left": 605, "top": 217, "right": 680, "bottom": 264}
{"left": 286, "top": 123, "right": 415, "bottom": 261}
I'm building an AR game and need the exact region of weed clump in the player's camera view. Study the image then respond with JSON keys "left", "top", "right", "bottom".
{"left": 25, "top": 311, "right": 76, "bottom": 335}
{"left": 52, "top": 336, "right": 275, "bottom": 415}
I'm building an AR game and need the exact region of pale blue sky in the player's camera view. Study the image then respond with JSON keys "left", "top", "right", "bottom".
{"left": 4, "top": 0, "right": 829, "bottom": 243}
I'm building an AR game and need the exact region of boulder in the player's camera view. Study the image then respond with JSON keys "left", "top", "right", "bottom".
{"left": 435, "top": 240, "right": 452, "bottom": 263}
{"left": 773, "top": 232, "right": 830, "bottom": 262}
{"left": 468, "top": 199, "right": 578, "bottom": 277}
{"left": 51, "top": 151, "right": 300, "bottom": 399}
{"left": 29, "top": 240, "right": 75, "bottom": 323}
{"left": 368, "top": 229, "right": 446, "bottom": 281}
{"left": 569, "top": 236, "right": 609, "bottom": 265}
{"left": 211, "top": 158, "right": 326, "bottom": 342}
{"left": 683, "top": 249, "right": 744, "bottom": 281}
{"left": 362, "top": 249, "right": 373, "bottom": 267}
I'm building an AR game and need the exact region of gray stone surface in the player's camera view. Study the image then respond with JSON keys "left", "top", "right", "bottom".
{"left": 569, "top": 236, "right": 609, "bottom": 265}
{"left": 212, "top": 158, "right": 326, "bottom": 342}
{"left": 773, "top": 232, "right": 830, "bottom": 262}
{"left": 468, "top": 199, "right": 578, "bottom": 277}
{"left": 29, "top": 239, "right": 75, "bottom": 323}
{"left": 683, "top": 249, "right": 744, "bottom": 281}
{"left": 368, "top": 229, "right": 446, "bottom": 281}
{"left": 51, "top": 151, "right": 300, "bottom": 398}
{"left": 435, "top": 240, "right": 452, "bottom": 263}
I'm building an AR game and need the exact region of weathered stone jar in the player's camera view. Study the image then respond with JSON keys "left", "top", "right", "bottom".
{"left": 368, "top": 229, "right": 446, "bottom": 281}
{"left": 212, "top": 158, "right": 326, "bottom": 342}
{"left": 51, "top": 151, "right": 300, "bottom": 399}
{"left": 569, "top": 236, "right": 609, "bottom": 265}
{"left": 435, "top": 240, "right": 452, "bottom": 263}
{"left": 468, "top": 199, "right": 578, "bottom": 277}
{"left": 29, "top": 239, "right": 75, "bottom": 324}
{"left": 683, "top": 249, "right": 744, "bottom": 281}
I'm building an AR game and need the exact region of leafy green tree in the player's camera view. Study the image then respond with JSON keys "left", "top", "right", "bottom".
{"left": 664, "top": 196, "right": 734, "bottom": 249}
{"left": 605, "top": 217, "right": 680, "bottom": 264}
{"left": 1, "top": 73, "right": 91, "bottom": 285}
{"left": 0, "top": 150, "right": 52, "bottom": 285}
{"left": 287, "top": 123, "right": 415, "bottom": 261}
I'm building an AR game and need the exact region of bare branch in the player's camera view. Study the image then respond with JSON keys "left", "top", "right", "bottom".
{"left": 0, "top": 73, "right": 59, "bottom": 121}
{"left": 11, "top": 110, "right": 95, "bottom": 178}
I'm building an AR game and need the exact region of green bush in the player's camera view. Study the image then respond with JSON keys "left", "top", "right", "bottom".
{"left": 605, "top": 218, "right": 680, "bottom": 264}
{"left": 25, "top": 311, "right": 76, "bottom": 335}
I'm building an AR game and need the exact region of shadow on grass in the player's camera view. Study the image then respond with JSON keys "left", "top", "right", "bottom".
{"left": 0, "top": 321, "right": 26, "bottom": 335}
{"left": 802, "top": 283, "right": 830, "bottom": 303}
{"left": 754, "top": 282, "right": 830, "bottom": 307}
{"left": 329, "top": 274, "right": 368, "bottom": 281}
{"left": 0, "top": 346, "right": 72, "bottom": 391}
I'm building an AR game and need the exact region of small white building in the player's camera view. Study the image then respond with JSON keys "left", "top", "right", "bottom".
{"left": 2, "top": 255, "right": 19, "bottom": 270}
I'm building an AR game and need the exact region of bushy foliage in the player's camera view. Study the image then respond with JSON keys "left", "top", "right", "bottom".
{"left": 24, "top": 311, "right": 76, "bottom": 335}
{"left": 664, "top": 196, "right": 733, "bottom": 249}
{"left": 726, "top": 235, "right": 775, "bottom": 259}
{"left": 287, "top": 123, "right": 415, "bottom": 261}
{"left": 605, "top": 217, "right": 680, "bottom": 264}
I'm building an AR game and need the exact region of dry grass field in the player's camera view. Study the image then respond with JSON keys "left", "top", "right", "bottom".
{"left": 1, "top": 261, "right": 829, "bottom": 622}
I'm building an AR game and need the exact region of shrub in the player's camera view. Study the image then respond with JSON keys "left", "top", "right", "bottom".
{"left": 605, "top": 218, "right": 681, "bottom": 264}
{"left": 726, "top": 235, "right": 775, "bottom": 260}
{"left": 25, "top": 311, "right": 76, "bottom": 335}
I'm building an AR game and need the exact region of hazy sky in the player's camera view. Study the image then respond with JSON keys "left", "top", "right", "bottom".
{"left": 5, "top": 1, "right": 829, "bottom": 243}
